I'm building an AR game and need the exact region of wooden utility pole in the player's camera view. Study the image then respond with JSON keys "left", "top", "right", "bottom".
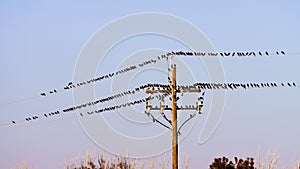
{"left": 170, "top": 64, "right": 178, "bottom": 169}
{"left": 145, "top": 64, "right": 203, "bottom": 169}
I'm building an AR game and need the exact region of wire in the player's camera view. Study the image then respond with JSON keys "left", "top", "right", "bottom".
{"left": 177, "top": 113, "right": 197, "bottom": 136}
{"left": 146, "top": 111, "right": 172, "bottom": 131}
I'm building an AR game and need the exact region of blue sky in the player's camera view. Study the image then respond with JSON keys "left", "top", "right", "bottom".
{"left": 0, "top": 1, "right": 300, "bottom": 168}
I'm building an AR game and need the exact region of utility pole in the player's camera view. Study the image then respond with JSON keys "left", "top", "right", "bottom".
{"left": 171, "top": 64, "right": 178, "bottom": 169}
{"left": 145, "top": 64, "right": 203, "bottom": 169}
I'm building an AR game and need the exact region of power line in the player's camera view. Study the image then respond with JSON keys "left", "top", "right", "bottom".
{"left": 1, "top": 81, "right": 297, "bottom": 127}
{"left": 1, "top": 50, "right": 297, "bottom": 107}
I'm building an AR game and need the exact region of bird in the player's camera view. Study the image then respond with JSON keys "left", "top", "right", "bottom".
{"left": 293, "top": 82, "right": 296, "bottom": 86}
{"left": 44, "top": 114, "right": 48, "bottom": 117}
{"left": 265, "top": 51, "right": 269, "bottom": 56}
{"left": 288, "top": 83, "right": 291, "bottom": 87}
{"left": 220, "top": 53, "right": 224, "bottom": 57}
{"left": 276, "top": 51, "right": 279, "bottom": 55}
{"left": 12, "top": 121, "right": 15, "bottom": 124}
{"left": 41, "top": 93, "right": 46, "bottom": 96}
{"left": 49, "top": 91, "right": 53, "bottom": 94}
{"left": 281, "top": 51, "right": 285, "bottom": 55}
{"left": 68, "top": 82, "right": 73, "bottom": 86}
{"left": 54, "top": 89, "right": 57, "bottom": 93}
{"left": 259, "top": 52, "right": 262, "bottom": 56}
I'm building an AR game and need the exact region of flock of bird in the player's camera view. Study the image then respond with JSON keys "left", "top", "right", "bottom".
{"left": 78, "top": 96, "right": 154, "bottom": 116}
{"left": 12, "top": 80, "right": 298, "bottom": 125}
{"left": 167, "top": 50, "right": 286, "bottom": 57}
{"left": 10, "top": 80, "right": 298, "bottom": 126}
{"left": 39, "top": 50, "right": 286, "bottom": 97}
{"left": 192, "top": 82, "right": 297, "bottom": 90}
{"left": 5, "top": 50, "right": 298, "bottom": 127}
{"left": 14, "top": 84, "right": 171, "bottom": 124}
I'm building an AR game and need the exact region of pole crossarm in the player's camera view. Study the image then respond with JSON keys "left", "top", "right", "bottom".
{"left": 145, "top": 88, "right": 201, "bottom": 94}
{"left": 148, "top": 106, "right": 197, "bottom": 111}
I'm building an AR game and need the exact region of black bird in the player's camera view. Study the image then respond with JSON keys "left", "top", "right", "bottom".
{"left": 50, "top": 91, "right": 53, "bottom": 94}
{"left": 288, "top": 83, "right": 291, "bottom": 87}
{"left": 220, "top": 53, "right": 224, "bottom": 57}
{"left": 293, "top": 82, "right": 296, "bottom": 86}
{"left": 265, "top": 51, "right": 269, "bottom": 56}
{"left": 41, "top": 93, "right": 46, "bottom": 96}
{"left": 259, "top": 52, "right": 262, "bottom": 56}
{"left": 44, "top": 114, "right": 48, "bottom": 117}
{"left": 54, "top": 89, "right": 57, "bottom": 93}
{"left": 12, "top": 121, "right": 15, "bottom": 124}
{"left": 276, "top": 51, "right": 279, "bottom": 55}
{"left": 68, "top": 82, "right": 73, "bottom": 86}
{"left": 281, "top": 51, "right": 285, "bottom": 55}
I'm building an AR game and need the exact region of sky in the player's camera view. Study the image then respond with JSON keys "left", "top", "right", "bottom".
{"left": 0, "top": 1, "right": 300, "bottom": 168}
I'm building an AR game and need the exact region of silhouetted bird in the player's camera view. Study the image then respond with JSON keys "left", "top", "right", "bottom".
{"left": 41, "top": 93, "right": 46, "bottom": 96}
{"left": 12, "top": 121, "right": 15, "bottom": 124}
{"left": 276, "top": 51, "right": 279, "bottom": 55}
{"left": 259, "top": 52, "right": 262, "bottom": 56}
{"left": 265, "top": 51, "right": 269, "bottom": 56}
{"left": 281, "top": 51, "right": 285, "bottom": 55}
{"left": 50, "top": 91, "right": 53, "bottom": 94}
{"left": 220, "top": 53, "right": 224, "bottom": 57}
{"left": 288, "top": 83, "right": 291, "bottom": 87}
{"left": 68, "top": 82, "right": 73, "bottom": 86}
{"left": 293, "top": 82, "right": 296, "bottom": 86}
{"left": 54, "top": 89, "right": 57, "bottom": 93}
